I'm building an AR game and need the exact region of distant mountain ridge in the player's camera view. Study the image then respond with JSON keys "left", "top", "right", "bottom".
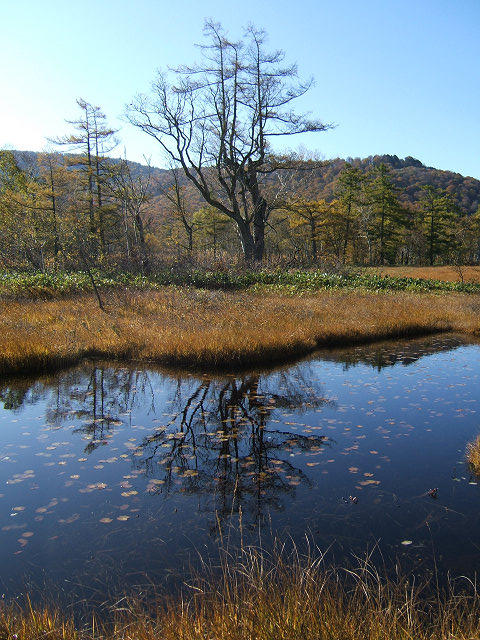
{"left": 301, "top": 154, "right": 480, "bottom": 215}
{"left": 11, "top": 150, "right": 480, "bottom": 216}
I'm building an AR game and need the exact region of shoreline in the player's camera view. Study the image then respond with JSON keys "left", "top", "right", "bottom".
{"left": 1, "top": 287, "right": 479, "bottom": 378}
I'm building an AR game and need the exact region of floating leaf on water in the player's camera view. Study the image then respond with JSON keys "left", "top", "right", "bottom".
{"left": 359, "top": 479, "right": 381, "bottom": 486}
{"left": 99, "top": 518, "right": 113, "bottom": 523}
{"left": 117, "top": 515, "right": 129, "bottom": 521}
{"left": 78, "top": 458, "right": 87, "bottom": 462}
{"left": 306, "top": 462, "right": 320, "bottom": 467}
{"left": 121, "top": 491, "right": 138, "bottom": 497}
{"left": 401, "top": 540, "right": 413, "bottom": 546}
{"left": 87, "top": 482, "right": 107, "bottom": 490}
{"left": 348, "top": 467, "right": 359, "bottom": 474}
{"left": 2, "top": 524, "right": 26, "bottom": 531}
{"left": 70, "top": 475, "right": 80, "bottom": 480}
{"left": 59, "top": 514, "right": 80, "bottom": 524}
{"left": 364, "top": 472, "right": 374, "bottom": 477}
{"left": 12, "top": 506, "right": 25, "bottom": 512}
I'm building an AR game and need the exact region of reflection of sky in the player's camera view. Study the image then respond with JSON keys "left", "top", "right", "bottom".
{"left": 0, "top": 338, "right": 479, "bottom": 603}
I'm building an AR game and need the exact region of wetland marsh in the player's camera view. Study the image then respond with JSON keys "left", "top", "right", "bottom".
{"left": 1, "top": 333, "right": 479, "bottom": 605}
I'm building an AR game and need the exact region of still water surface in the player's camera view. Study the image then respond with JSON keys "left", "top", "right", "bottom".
{"left": 1, "top": 334, "right": 479, "bottom": 603}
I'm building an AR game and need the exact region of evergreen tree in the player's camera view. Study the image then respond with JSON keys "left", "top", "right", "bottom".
{"left": 366, "top": 163, "right": 404, "bottom": 265}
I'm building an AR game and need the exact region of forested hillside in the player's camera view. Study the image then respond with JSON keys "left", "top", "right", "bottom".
{"left": 17, "top": 150, "right": 480, "bottom": 215}
{"left": 2, "top": 147, "right": 480, "bottom": 272}
{"left": 311, "top": 154, "right": 480, "bottom": 215}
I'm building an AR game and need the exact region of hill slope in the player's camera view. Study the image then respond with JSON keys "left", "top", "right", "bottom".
{"left": 11, "top": 150, "right": 480, "bottom": 215}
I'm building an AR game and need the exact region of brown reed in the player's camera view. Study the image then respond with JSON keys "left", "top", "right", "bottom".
{"left": 2, "top": 543, "right": 480, "bottom": 640}
{"left": 467, "top": 435, "right": 480, "bottom": 475}
{"left": 366, "top": 264, "right": 480, "bottom": 283}
{"left": 0, "top": 288, "right": 479, "bottom": 377}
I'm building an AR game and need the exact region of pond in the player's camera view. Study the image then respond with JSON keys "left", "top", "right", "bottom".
{"left": 1, "top": 334, "right": 479, "bottom": 606}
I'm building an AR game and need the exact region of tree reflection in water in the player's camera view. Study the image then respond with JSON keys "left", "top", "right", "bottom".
{"left": 131, "top": 370, "right": 334, "bottom": 530}
{"left": 0, "top": 363, "right": 334, "bottom": 530}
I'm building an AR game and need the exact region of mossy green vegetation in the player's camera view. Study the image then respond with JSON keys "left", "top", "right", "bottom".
{"left": 2, "top": 268, "right": 480, "bottom": 299}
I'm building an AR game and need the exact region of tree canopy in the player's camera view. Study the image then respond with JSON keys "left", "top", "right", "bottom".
{"left": 127, "top": 21, "right": 331, "bottom": 262}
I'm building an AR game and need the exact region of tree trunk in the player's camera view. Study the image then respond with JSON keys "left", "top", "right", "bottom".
{"left": 310, "top": 217, "right": 318, "bottom": 262}
{"left": 236, "top": 217, "right": 256, "bottom": 263}
{"left": 134, "top": 211, "right": 150, "bottom": 274}
{"left": 249, "top": 161, "right": 267, "bottom": 263}
{"left": 253, "top": 204, "right": 266, "bottom": 262}
{"left": 429, "top": 211, "right": 435, "bottom": 266}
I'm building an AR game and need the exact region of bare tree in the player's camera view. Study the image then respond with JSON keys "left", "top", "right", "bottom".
{"left": 162, "top": 165, "right": 195, "bottom": 254}
{"left": 127, "top": 21, "right": 331, "bottom": 263}
{"left": 106, "top": 155, "right": 153, "bottom": 273}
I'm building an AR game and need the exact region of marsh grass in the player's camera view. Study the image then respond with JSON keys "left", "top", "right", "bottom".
{"left": 1, "top": 288, "right": 480, "bottom": 376}
{"left": 367, "top": 265, "right": 480, "bottom": 283}
{"left": 2, "top": 543, "right": 480, "bottom": 640}
{"left": 467, "top": 435, "right": 480, "bottom": 475}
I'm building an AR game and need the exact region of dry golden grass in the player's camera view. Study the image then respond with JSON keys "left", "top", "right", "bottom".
{"left": 2, "top": 544, "right": 480, "bottom": 640}
{"left": 467, "top": 435, "right": 480, "bottom": 475}
{"left": 365, "top": 265, "right": 480, "bottom": 283}
{"left": 1, "top": 287, "right": 480, "bottom": 376}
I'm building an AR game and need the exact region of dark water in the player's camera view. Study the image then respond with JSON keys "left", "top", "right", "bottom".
{"left": 1, "top": 334, "right": 479, "bottom": 605}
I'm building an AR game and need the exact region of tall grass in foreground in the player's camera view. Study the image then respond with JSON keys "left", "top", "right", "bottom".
{"left": 1, "top": 288, "right": 480, "bottom": 376}
{"left": 2, "top": 543, "right": 480, "bottom": 639}
{"left": 467, "top": 435, "right": 480, "bottom": 475}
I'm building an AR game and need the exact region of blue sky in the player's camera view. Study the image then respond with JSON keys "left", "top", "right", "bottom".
{"left": 1, "top": 0, "right": 479, "bottom": 178}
